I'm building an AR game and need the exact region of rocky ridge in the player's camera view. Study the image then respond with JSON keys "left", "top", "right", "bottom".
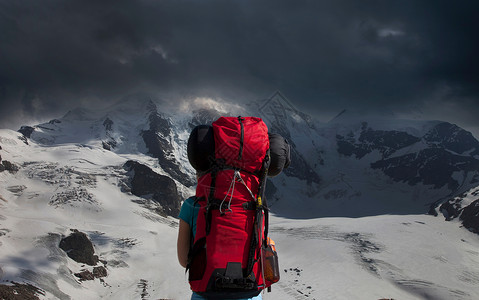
{"left": 440, "top": 186, "right": 479, "bottom": 234}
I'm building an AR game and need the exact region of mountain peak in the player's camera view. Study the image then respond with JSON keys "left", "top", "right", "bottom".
{"left": 255, "top": 91, "right": 315, "bottom": 131}
{"left": 146, "top": 99, "right": 158, "bottom": 113}
{"left": 62, "top": 107, "right": 95, "bottom": 121}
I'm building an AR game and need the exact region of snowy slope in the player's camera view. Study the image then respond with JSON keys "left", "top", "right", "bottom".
{"left": 269, "top": 213, "right": 479, "bottom": 300}
{"left": 0, "top": 129, "right": 190, "bottom": 299}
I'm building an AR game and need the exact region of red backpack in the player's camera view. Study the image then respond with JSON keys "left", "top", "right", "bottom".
{"left": 187, "top": 116, "right": 278, "bottom": 299}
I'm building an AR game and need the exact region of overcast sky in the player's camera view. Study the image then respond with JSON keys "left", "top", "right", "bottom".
{"left": 1, "top": 0, "right": 478, "bottom": 136}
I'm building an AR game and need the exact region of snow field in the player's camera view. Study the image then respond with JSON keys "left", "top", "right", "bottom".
{"left": 267, "top": 214, "right": 479, "bottom": 300}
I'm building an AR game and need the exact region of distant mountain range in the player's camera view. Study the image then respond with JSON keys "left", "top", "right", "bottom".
{"left": 10, "top": 92, "right": 479, "bottom": 221}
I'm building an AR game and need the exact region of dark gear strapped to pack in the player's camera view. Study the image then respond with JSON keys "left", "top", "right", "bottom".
{"left": 187, "top": 116, "right": 290, "bottom": 299}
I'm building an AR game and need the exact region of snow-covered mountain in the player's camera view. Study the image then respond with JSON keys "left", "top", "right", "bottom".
{"left": 1, "top": 93, "right": 479, "bottom": 299}
{"left": 14, "top": 92, "right": 479, "bottom": 219}
{"left": 250, "top": 92, "right": 479, "bottom": 218}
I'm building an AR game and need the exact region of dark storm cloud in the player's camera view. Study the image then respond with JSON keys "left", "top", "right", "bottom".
{"left": 1, "top": 0, "right": 478, "bottom": 134}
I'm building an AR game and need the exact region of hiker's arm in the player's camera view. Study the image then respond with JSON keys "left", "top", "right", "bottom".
{"left": 177, "top": 219, "right": 190, "bottom": 268}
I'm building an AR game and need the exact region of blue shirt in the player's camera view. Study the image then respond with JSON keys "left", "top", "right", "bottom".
{"left": 178, "top": 196, "right": 200, "bottom": 237}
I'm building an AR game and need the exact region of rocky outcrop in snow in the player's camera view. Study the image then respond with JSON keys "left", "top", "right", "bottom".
{"left": 101, "top": 117, "right": 117, "bottom": 151}
{"left": 18, "top": 126, "right": 35, "bottom": 138}
{"left": 141, "top": 111, "right": 195, "bottom": 187}
{"left": 0, "top": 282, "right": 44, "bottom": 300}
{"left": 460, "top": 200, "right": 479, "bottom": 234}
{"left": 0, "top": 160, "right": 19, "bottom": 173}
{"left": 74, "top": 266, "right": 108, "bottom": 281}
{"left": 440, "top": 187, "right": 479, "bottom": 234}
{"left": 123, "top": 160, "right": 181, "bottom": 217}
{"left": 424, "top": 122, "right": 479, "bottom": 156}
{"left": 59, "top": 229, "right": 99, "bottom": 266}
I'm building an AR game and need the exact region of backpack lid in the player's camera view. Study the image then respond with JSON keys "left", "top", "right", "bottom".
{"left": 213, "top": 116, "right": 269, "bottom": 173}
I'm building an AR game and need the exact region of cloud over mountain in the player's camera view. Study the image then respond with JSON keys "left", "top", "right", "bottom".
{"left": 1, "top": 0, "right": 478, "bottom": 136}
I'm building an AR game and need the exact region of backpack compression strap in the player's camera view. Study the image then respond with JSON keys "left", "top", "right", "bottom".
{"left": 246, "top": 150, "right": 270, "bottom": 276}
{"left": 238, "top": 116, "right": 245, "bottom": 160}
{"left": 205, "top": 169, "right": 217, "bottom": 236}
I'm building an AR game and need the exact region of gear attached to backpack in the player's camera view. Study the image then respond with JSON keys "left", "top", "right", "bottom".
{"left": 187, "top": 116, "right": 290, "bottom": 299}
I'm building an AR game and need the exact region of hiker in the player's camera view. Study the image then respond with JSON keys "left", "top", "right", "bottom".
{"left": 178, "top": 117, "right": 289, "bottom": 300}
{"left": 178, "top": 195, "right": 262, "bottom": 300}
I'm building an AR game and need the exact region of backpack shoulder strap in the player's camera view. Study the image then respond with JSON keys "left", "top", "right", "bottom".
{"left": 246, "top": 150, "right": 270, "bottom": 275}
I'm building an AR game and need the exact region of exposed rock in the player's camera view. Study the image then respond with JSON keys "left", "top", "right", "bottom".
{"left": 0, "top": 282, "right": 44, "bottom": 300}
{"left": 18, "top": 126, "right": 35, "bottom": 138}
{"left": 74, "top": 266, "right": 107, "bottom": 281}
{"left": 146, "top": 99, "right": 158, "bottom": 113}
{"left": 102, "top": 141, "right": 111, "bottom": 151}
{"left": 18, "top": 135, "right": 29, "bottom": 145}
{"left": 74, "top": 270, "right": 95, "bottom": 281}
{"left": 461, "top": 199, "right": 479, "bottom": 234}
{"left": 59, "top": 229, "right": 99, "bottom": 266}
{"left": 100, "top": 117, "right": 117, "bottom": 150}
{"left": 141, "top": 112, "right": 195, "bottom": 186}
{"left": 48, "top": 119, "right": 61, "bottom": 124}
{"left": 440, "top": 188, "right": 479, "bottom": 235}
{"left": 103, "top": 117, "right": 114, "bottom": 131}
{"left": 102, "top": 140, "right": 117, "bottom": 151}
{"left": 424, "top": 122, "right": 479, "bottom": 156}
{"left": 1, "top": 161, "right": 19, "bottom": 173}
{"left": 93, "top": 266, "right": 108, "bottom": 278}
{"left": 123, "top": 160, "right": 181, "bottom": 217}
{"left": 440, "top": 197, "right": 463, "bottom": 221}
